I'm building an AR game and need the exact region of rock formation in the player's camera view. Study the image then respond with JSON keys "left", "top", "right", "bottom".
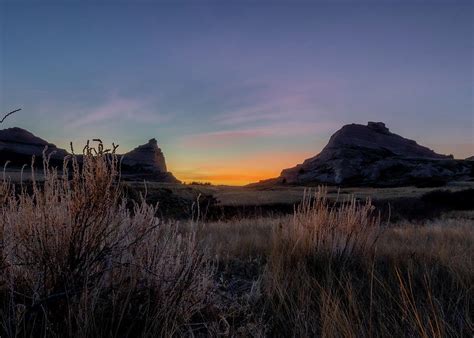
{"left": 122, "top": 138, "right": 167, "bottom": 172}
{"left": 322, "top": 122, "right": 453, "bottom": 160}
{"left": 120, "top": 138, "right": 179, "bottom": 183}
{"left": 254, "top": 122, "right": 473, "bottom": 187}
{"left": 0, "top": 127, "right": 69, "bottom": 166}
{"left": 0, "top": 127, "right": 69, "bottom": 158}
{"left": 0, "top": 127, "right": 179, "bottom": 183}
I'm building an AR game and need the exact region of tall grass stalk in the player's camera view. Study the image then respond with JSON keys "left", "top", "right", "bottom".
{"left": 263, "top": 188, "right": 471, "bottom": 337}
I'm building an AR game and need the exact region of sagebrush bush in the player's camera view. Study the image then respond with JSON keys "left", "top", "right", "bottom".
{"left": 0, "top": 142, "right": 216, "bottom": 337}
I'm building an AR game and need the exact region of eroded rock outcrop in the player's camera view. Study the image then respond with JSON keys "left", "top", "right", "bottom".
{"left": 122, "top": 138, "right": 167, "bottom": 172}
{"left": 254, "top": 122, "right": 473, "bottom": 187}
{"left": 0, "top": 128, "right": 180, "bottom": 183}
{"left": 120, "top": 138, "right": 179, "bottom": 183}
{"left": 0, "top": 127, "right": 69, "bottom": 166}
{"left": 323, "top": 122, "right": 453, "bottom": 160}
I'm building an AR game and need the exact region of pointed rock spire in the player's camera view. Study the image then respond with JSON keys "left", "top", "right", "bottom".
{"left": 122, "top": 138, "right": 167, "bottom": 172}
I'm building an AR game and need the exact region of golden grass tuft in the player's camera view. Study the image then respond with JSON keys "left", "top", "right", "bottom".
{"left": 280, "top": 187, "right": 380, "bottom": 262}
{"left": 261, "top": 189, "right": 472, "bottom": 337}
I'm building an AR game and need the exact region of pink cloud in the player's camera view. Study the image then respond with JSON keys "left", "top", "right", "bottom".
{"left": 66, "top": 96, "right": 170, "bottom": 128}
{"left": 213, "top": 93, "right": 320, "bottom": 126}
{"left": 184, "top": 80, "right": 343, "bottom": 149}
{"left": 209, "top": 78, "right": 342, "bottom": 133}
{"left": 181, "top": 121, "right": 339, "bottom": 148}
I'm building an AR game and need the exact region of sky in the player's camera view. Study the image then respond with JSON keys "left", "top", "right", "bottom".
{"left": 0, "top": 0, "right": 473, "bottom": 185}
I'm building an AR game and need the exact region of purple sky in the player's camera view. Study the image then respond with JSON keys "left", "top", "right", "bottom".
{"left": 1, "top": 0, "right": 473, "bottom": 184}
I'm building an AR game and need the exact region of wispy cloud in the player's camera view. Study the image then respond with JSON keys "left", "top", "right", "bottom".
{"left": 181, "top": 81, "right": 340, "bottom": 148}
{"left": 211, "top": 79, "right": 336, "bottom": 126}
{"left": 213, "top": 94, "right": 315, "bottom": 126}
{"left": 181, "top": 121, "right": 338, "bottom": 148}
{"left": 65, "top": 95, "right": 171, "bottom": 129}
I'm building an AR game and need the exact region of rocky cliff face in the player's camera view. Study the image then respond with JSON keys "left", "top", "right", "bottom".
{"left": 122, "top": 138, "right": 167, "bottom": 172}
{"left": 120, "top": 138, "right": 179, "bottom": 183}
{"left": 0, "top": 127, "right": 69, "bottom": 158}
{"left": 0, "top": 127, "right": 179, "bottom": 183}
{"left": 257, "top": 122, "right": 472, "bottom": 187}
{"left": 0, "top": 127, "right": 69, "bottom": 166}
{"left": 322, "top": 122, "right": 453, "bottom": 160}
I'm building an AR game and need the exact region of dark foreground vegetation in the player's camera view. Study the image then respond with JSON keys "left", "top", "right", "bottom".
{"left": 122, "top": 183, "right": 474, "bottom": 222}
{"left": 1, "top": 143, "right": 472, "bottom": 337}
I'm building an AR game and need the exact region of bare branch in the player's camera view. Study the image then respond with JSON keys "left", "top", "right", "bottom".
{"left": 0, "top": 108, "right": 22, "bottom": 123}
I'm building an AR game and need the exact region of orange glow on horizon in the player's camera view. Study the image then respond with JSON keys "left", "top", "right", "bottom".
{"left": 169, "top": 150, "right": 315, "bottom": 186}
{"left": 175, "top": 169, "right": 278, "bottom": 186}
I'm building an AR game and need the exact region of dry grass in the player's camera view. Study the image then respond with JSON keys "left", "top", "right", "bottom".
{"left": 197, "top": 217, "right": 279, "bottom": 261}
{"left": 260, "top": 194, "right": 472, "bottom": 337}
{"left": 0, "top": 144, "right": 472, "bottom": 337}
{"left": 0, "top": 143, "right": 216, "bottom": 337}
{"left": 262, "top": 189, "right": 382, "bottom": 336}
{"left": 277, "top": 187, "right": 380, "bottom": 263}
{"left": 123, "top": 182, "right": 474, "bottom": 207}
{"left": 195, "top": 191, "right": 472, "bottom": 337}
{"left": 379, "top": 221, "right": 474, "bottom": 276}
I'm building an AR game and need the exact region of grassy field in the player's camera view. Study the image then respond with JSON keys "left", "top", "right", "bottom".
{"left": 125, "top": 180, "right": 474, "bottom": 206}
{"left": 122, "top": 180, "right": 474, "bottom": 223}
{"left": 1, "top": 149, "right": 473, "bottom": 337}
{"left": 5, "top": 165, "right": 474, "bottom": 208}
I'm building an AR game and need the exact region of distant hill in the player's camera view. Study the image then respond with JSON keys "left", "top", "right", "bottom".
{"left": 251, "top": 122, "right": 473, "bottom": 187}
{"left": 0, "top": 127, "right": 179, "bottom": 183}
{"left": 0, "top": 127, "right": 69, "bottom": 165}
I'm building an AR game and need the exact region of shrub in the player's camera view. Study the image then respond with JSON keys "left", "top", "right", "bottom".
{"left": 0, "top": 142, "right": 216, "bottom": 337}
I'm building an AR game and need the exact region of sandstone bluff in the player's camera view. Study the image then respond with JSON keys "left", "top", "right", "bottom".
{"left": 0, "top": 127, "right": 68, "bottom": 161}
{"left": 0, "top": 127, "right": 179, "bottom": 183}
{"left": 254, "top": 122, "right": 473, "bottom": 187}
{"left": 120, "top": 138, "right": 178, "bottom": 183}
